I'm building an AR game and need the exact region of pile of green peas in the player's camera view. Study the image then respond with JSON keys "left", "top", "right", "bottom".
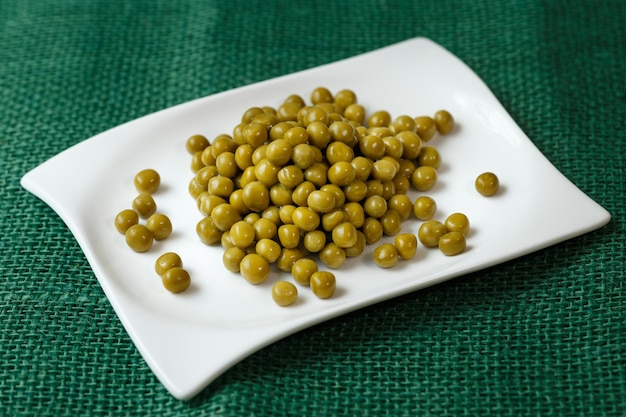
{"left": 186, "top": 87, "right": 462, "bottom": 306}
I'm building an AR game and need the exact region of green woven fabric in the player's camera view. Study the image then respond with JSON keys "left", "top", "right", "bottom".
{"left": 1, "top": 0, "right": 624, "bottom": 415}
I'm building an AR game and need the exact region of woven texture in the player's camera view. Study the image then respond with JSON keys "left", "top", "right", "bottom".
{"left": 1, "top": 1, "right": 625, "bottom": 416}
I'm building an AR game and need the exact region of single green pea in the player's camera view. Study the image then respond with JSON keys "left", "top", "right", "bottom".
{"left": 439, "top": 231, "right": 466, "bottom": 256}
{"left": 394, "top": 234, "right": 418, "bottom": 260}
{"left": 229, "top": 220, "right": 256, "bottom": 249}
{"left": 318, "top": 242, "right": 346, "bottom": 269}
{"left": 132, "top": 193, "right": 157, "bottom": 218}
{"left": 373, "top": 243, "right": 398, "bottom": 268}
{"left": 125, "top": 224, "right": 153, "bottom": 252}
{"left": 413, "top": 196, "right": 437, "bottom": 220}
{"left": 292, "top": 206, "right": 321, "bottom": 232}
{"left": 434, "top": 110, "right": 455, "bottom": 134}
{"left": 146, "top": 213, "right": 172, "bottom": 240}
{"left": 418, "top": 220, "right": 447, "bottom": 247}
{"left": 414, "top": 116, "right": 437, "bottom": 141}
{"left": 115, "top": 209, "right": 139, "bottom": 234}
{"left": 445, "top": 213, "right": 470, "bottom": 237}
{"left": 223, "top": 247, "right": 246, "bottom": 272}
{"left": 331, "top": 222, "right": 358, "bottom": 248}
{"left": 162, "top": 267, "right": 191, "bottom": 293}
{"left": 411, "top": 166, "right": 438, "bottom": 191}
{"left": 134, "top": 169, "right": 161, "bottom": 194}
{"left": 475, "top": 172, "right": 500, "bottom": 196}
{"left": 155, "top": 252, "right": 183, "bottom": 276}
{"left": 240, "top": 253, "right": 270, "bottom": 284}
{"left": 186, "top": 134, "right": 210, "bottom": 154}
{"left": 291, "top": 258, "right": 318, "bottom": 286}
{"left": 272, "top": 281, "right": 298, "bottom": 306}
{"left": 310, "top": 271, "right": 336, "bottom": 299}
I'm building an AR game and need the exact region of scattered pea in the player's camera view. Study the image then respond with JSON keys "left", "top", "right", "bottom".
{"left": 475, "top": 172, "right": 499, "bottom": 196}
{"left": 310, "top": 271, "right": 336, "bottom": 299}
{"left": 373, "top": 243, "right": 398, "bottom": 268}
{"left": 132, "top": 193, "right": 157, "bottom": 218}
{"left": 291, "top": 258, "right": 318, "bottom": 286}
{"left": 414, "top": 116, "right": 437, "bottom": 141}
{"left": 271, "top": 281, "right": 298, "bottom": 306}
{"left": 438, "top": 231, "right": 466, "bottom": 256}
{"left": 115, "top": 209, "right": 139, "bottom": 234}
{"left": 125, "top": 224, "right": 153, "bottom": 252}
{"left": 418, "top": 220, "right": 447, "bottom": 248}
{"left": 162, "top": 267, "right": 191, "bottom": 293}
{"left": 434, "top": 110, "right": 455, "bottom": 134}
{"left": 444, "top": 213, "right": 470, "bottom": 237}
{"left": 394, "top": 234, "right": 418, "bottom": 260}
{"left": 146, "top": 213, "right": 172, "bottom": 240}
{"left": 134, "top": 169, "right": 161, "bottom": 194}
{"left": 155, "top": 252, "right": 183, "bottom": 276}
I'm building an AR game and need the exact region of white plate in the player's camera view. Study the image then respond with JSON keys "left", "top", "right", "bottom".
{"left": 21, "top": 37, "right": 610, "bottom": 399}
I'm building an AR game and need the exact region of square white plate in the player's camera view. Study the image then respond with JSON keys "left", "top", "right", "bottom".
{"left": 21, "top": 37, "right": 610, "bottom": 399}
